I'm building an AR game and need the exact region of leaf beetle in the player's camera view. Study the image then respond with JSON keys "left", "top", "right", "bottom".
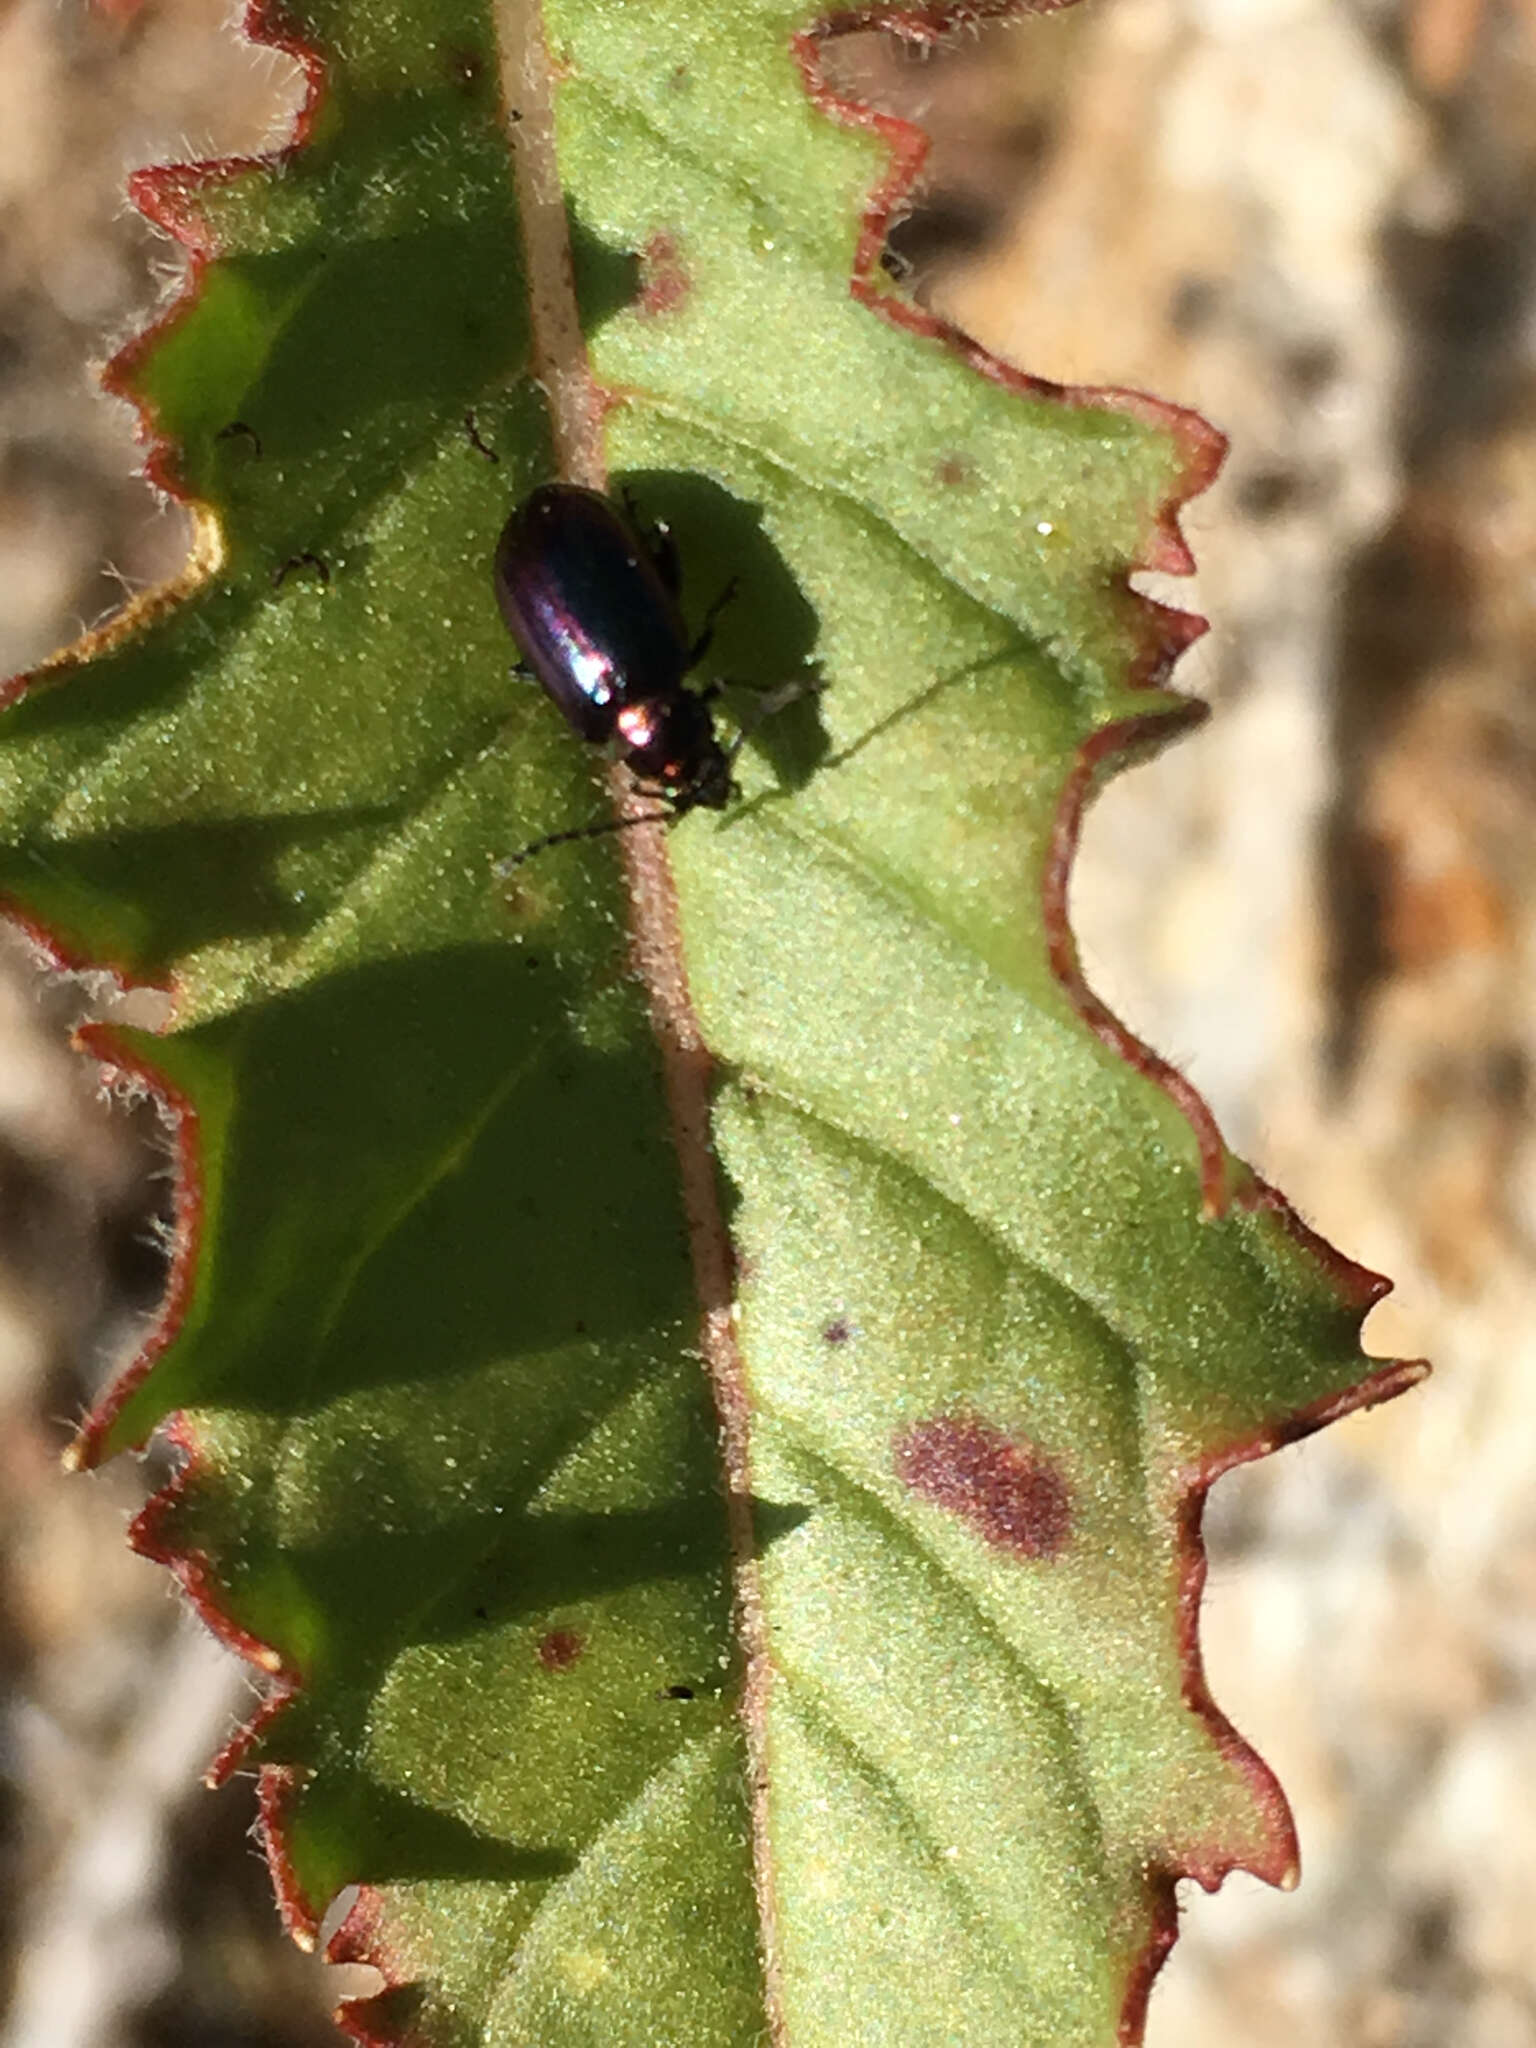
{"left": 493, "top": 482, "right": 743, "bottom": 862}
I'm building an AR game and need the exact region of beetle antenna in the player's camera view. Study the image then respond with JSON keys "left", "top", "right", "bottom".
{"left": 494, "top": 804, "right": 675, "bottom": 874}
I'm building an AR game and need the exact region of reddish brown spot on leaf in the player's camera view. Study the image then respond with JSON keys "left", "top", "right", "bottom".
{"left": 822, "top": 1316, "right": 852, "bottom": 1345}
{"left": 537, "top": 1628, "right": 584, "bottom": 1671}
{"left": 893, "top": 1413, "right": 1071, "bottom": 1560}
{"left": 936, "top": 453, "right": 973, "bottom": 487}
{"left": 638, "top": 231, "right": 690, "bottom": 318}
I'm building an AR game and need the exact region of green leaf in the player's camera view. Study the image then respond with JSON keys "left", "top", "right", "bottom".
{"left": 0, "top": 0, "right": 1422, "bottom": 2043}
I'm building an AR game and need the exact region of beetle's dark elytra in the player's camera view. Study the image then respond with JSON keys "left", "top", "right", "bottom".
{"left": 493, "top": 482, "right": 733, "bottom": 812}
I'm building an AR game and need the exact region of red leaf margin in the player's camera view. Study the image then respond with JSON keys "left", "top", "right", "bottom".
{"left": 0, "top": 1, "right": 1430, "bottom": 2042}
{"left": 798, "top": 10, "right": 1428, "bottom": 2033}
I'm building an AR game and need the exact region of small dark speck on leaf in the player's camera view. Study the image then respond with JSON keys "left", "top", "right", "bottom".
{"left": 472, "top": 1605, "right": 488, "bottom": 1622}
{"left": 894, "top": 1412, "right": 1071, "bottom": 1560}
{"left": 660, "top": 1684, "right": 695, "bottom": 1701}
{"left": 464, "top": 410, "right": 499, "bottom": 463}
{"left": 215, "top": 419, "right": 262, "bottom": 459}
{"left": 936, "top": 454, "right": 972, "bottom": 487}
{"left": 822, "top": 1318, "right": 852, "bottom": 1346}
{"left": 537, "top": 1629, "right": 584, "bottom": 1671}
{"left": 272, "top": 550, "right": 330, "bottom": 590}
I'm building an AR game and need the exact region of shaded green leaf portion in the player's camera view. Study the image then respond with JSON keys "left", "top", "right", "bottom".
{"left": 1, "top": 1, "right": 768, "bottom": 2039}
{"left": 0, "top": 0, "right": 1396, "bottom": 2044}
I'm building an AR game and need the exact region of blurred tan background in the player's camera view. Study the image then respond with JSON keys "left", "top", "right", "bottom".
{"left": 0, "top": 0, "right": 1533, "bottom": 2042}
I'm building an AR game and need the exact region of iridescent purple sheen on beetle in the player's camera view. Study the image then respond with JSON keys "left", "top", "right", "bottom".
{"left": 493, "top": 483, "right": 733, "bottom": 815}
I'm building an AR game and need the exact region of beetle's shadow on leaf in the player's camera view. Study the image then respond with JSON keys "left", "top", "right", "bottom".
{"left": 570, "top": 205, "right": 644, "bottom": 334}
{"left": 822, "top": 641, "right": 1033, "bottom": 775}
{"left": 615, "top": 470, "right": 831, "bottom": 793}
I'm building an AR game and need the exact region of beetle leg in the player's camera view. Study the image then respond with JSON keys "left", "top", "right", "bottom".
{"left": 628, "top": 775, "right": 686, "bottom": 810}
